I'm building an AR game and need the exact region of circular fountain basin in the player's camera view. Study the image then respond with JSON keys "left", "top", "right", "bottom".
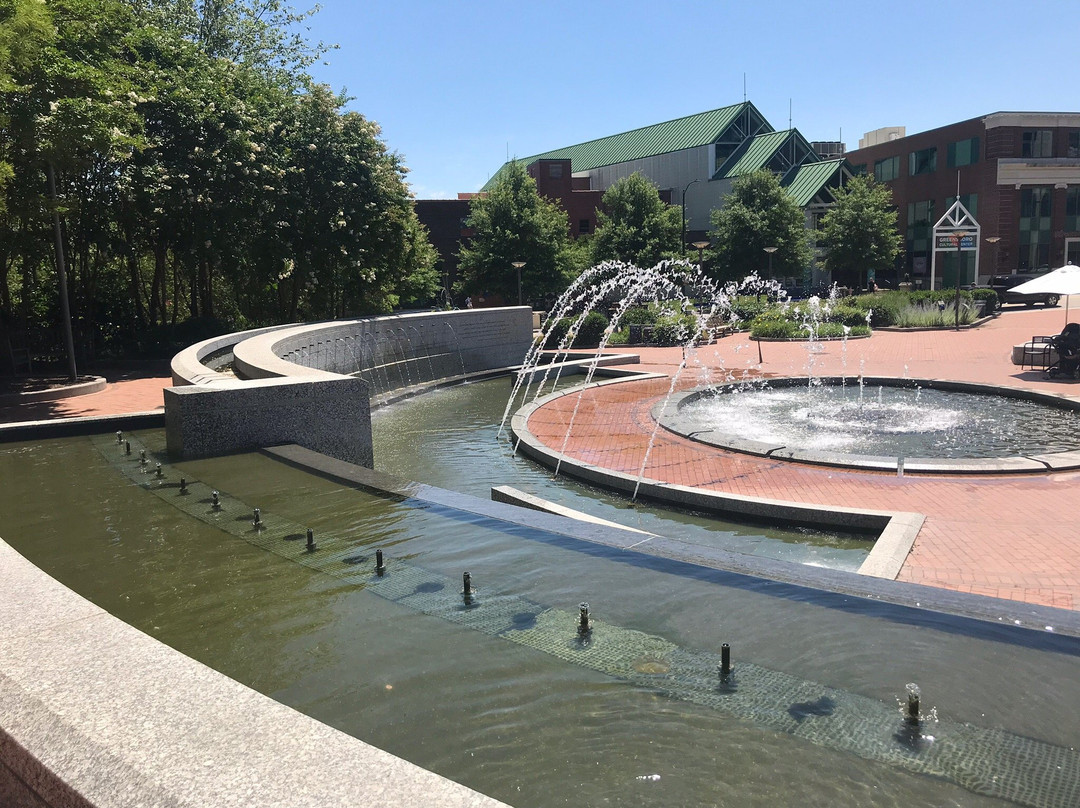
{"left": 658, "top": 377, "right": 1080, "bottom": 473}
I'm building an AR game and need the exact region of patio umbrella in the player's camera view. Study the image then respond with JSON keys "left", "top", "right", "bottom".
{"left": 1011, "top": 264, "right": 1080, "bottom": 325}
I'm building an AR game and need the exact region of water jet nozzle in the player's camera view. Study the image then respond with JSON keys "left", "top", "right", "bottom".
{"left": 179, "top": 478, "right": 187, "bottom": 494}
{"left": 375, "top": 549, "right": 385, "bottom": 576}
{"left": 305, "top": 528, "right": 316, "bottom": 552}
{"left": 462, "top": 571, "right": 473, "bottom": 604}
{"left": 125, "top": 441, "right": 131, "bottom": 456}
{"left": 719, "top": 643, "right": 731, "bottom": 677}
{"left": 253, "top": 508, "right": 262, "bottom": 528}
{"left": 140, "top": 449, "right": 147, "bottom": 466}
{"left": 211, "top": 490, "right": 220, "bottom": 509}
{"left": 906, "top": 683, "right": 921, "bottom": 724}
{"left": 155, "top": 463, "right": 163, "bottom": 478}
{"left": 116, "top": 430, "right": 123, "bottom": 444}
{"left": 578, "top": 602, "right": 591, "bottom": 635}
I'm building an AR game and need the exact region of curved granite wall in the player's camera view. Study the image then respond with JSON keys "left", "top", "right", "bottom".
{"left": 165, "top": 307, "right": 534, "bottom": 468}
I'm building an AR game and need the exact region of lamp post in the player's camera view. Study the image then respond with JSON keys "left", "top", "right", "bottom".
{"left": 511, "top": 261, "right": 525, "bottom": 306}
{"left": 691, "top": 240, "right": 709, "bottom": 270}
{"left": 985, "top": 236, "right": 1001, "bottom": 279}
{"left": 682, "top": 179, "right": 700, "bottom": 256}
{"left": 763, "top": 246, "right": 778, "bottom": 280}
{"left": 953, "top": 234, "right": 964, "bottom": 331}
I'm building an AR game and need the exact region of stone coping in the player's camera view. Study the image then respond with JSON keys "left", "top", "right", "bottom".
{"left": 170, "top": 323, "right": 297, "bottom": 386}
{"left": 655, "top": 376, "right": 1080, "bottom": 474}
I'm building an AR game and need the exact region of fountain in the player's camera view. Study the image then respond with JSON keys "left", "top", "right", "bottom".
{"left": 5, "top": 290, "right": 1080, "bottom": 807}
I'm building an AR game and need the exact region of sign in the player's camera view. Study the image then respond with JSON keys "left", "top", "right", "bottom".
{"left": 935, "top": 232, "right": 976, "bottom": 251}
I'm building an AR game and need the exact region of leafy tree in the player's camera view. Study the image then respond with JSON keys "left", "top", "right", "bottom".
{"left": 591, "top": 172, "right": 681, "bottom": 266}
{"left": 706, "top": 169, "right": 812, "bottom": 283}
{"left": 457, "top": 161, "right": 574, "bottom": 305}
{"left": 819, "top": 174, "right": 902, "bottom": 289}
{"left": 0, "top": 0, "right": 437, "bottom": 369}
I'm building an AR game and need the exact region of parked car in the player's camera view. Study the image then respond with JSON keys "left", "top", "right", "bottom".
{"left": 988, "top": 269, "right": 1060, "bottom": 307}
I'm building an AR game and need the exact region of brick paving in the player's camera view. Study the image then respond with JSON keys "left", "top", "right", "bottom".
{"left": 0, "top": 363, "right": 169, "bottom": 423}
{"left": 527, "top": 302, "right": 1080, "bottom": 610}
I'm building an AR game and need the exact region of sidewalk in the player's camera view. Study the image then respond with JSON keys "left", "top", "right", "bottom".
{"left": 0, "top": 363, "right": 171, "bottom": 424}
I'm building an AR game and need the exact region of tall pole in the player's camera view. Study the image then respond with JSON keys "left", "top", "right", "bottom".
{"left": 511, "top": 261, "right": 525, "bottom": 306}
{"left": 681, "top": 179, "right": 699, "bottom": 256}
{"left": 954, "top": 235, "right": 962, "bottom": 331}
{"left": 46, "top": 162, "right": 78, "bottom": 381}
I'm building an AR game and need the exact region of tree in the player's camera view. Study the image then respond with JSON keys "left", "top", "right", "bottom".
{"left": 591, "top": 172, "right": 682, "bottom": 267}
{"left": 706, "top": 170, "right": 812, "bottom": 283}
{"left": 819, "top": 174, "right": 902, "bottom": 289}
{"left": 457, "top": 161, "right": 574, "bottom": 305}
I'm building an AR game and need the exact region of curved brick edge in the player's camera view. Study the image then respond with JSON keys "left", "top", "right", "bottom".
{"left": 655, "top": 376, "right": 1080, "bottom": 474}
{"left": 508, "top": 377, "right": 923, "bottom": 581}
{"left": 0, "top": 376, "right": 106, "bottom": 406}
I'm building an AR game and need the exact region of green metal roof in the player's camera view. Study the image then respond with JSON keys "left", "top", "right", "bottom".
{"left": 785, "top": 159, "right": 845, "bottom": 206}
{"left": 481, "top": 103, "right": 751, "bottom": 191}
{"left": 716, "top": 130, "right": 792, "bottom": 178}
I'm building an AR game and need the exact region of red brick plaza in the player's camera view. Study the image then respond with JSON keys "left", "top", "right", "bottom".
{"left": 524, "top": 303, "right": 1080, "bottom": 611}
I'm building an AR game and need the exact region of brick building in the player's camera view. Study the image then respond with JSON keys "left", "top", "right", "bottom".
{"left": 844, "top": 112, "right": 1080, "bottom": 288}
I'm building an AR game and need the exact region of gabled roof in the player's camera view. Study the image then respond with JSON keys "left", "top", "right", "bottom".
{"left": 784, "top": 159, "right": 847, "bottom": 207}
{"left": 481, "top": 103, "right": 756, "bottom": 191}
{"left": 716, "top": 130, "right": 792, "bottom": 178}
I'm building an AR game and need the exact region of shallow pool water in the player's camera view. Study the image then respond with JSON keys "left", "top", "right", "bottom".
{"left": 371, "top": 378, "right": 870, "bottom": 571}
{"left": 2, "top": 432, "right": 1079, "bottom": 807}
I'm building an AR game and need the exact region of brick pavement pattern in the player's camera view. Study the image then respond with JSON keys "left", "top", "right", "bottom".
{"left": 526, "top": 304, "right": 1080, "bottom": 610}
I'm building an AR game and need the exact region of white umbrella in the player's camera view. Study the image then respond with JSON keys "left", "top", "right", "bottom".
{"left": 1011, "top": 264, "right": 1080, "bottom": 325}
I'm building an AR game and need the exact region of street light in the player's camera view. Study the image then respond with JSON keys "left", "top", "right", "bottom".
{"left": 691, "top": 240, "right": 709, "bottom": 270}
{"left": 763, "top": 246, "right": 778, "bottom": 280}
{"left": 986, "top": 236, "right": 1001, "bottom": 279}
{"left": 511, "top": 261, "right": 525, "bottom": 306}
{"left": 682, "top": 179, "right": 700, "bottom": 256}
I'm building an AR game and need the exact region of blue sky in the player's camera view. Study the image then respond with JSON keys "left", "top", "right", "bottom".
{"left": 304, "top": 0, "right": 1077, "bottom": 199}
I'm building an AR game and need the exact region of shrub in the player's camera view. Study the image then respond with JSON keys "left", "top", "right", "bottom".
{"left": 750, "top": 319, "right": 800, "bottom": 339}
{"left": 574, "top": 311, "right": 610, "bottom": 347}
{"left": 729, "top": 296, "right": 771, "bottom": 324}
{"left": 606, "top": 328, "right": 629, "bottom": 346}
{"left": 653, "top": 312, "right": 699, "bottom": 345}
{"left": 619, "top": 306, "right": 658, "bottom": 326}
{"left": 542, "top": 317, "right": 573, "bottom": 349}
{"left": 970, "top": 288, "right": 999, "bottom": 314}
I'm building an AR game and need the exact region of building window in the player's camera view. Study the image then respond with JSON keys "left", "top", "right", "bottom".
{"left": 851, "top": 163, "right": 867, "bottom": 176}
{"left": 947, "top": 137, "right": 980, "bottom": 168}
{"left": 548, "top": 163, "right": 563, "bottom": 179}
{"left": 909, "top": 147, "right": 937, "bottom": 176}
{"left": 874, "top": 156, "right": 899, "bottom": 182}
{"left": 1068, "top": 132, "right": 1080, "bottom": 158}
{"left": 1019, "top": 187, "right": 1052, "bottom": 269}
{"left": 578, "top": 219, "right": 591, "bottom": 234}
{"left": 1021, "top": 130, "right": 1053, "bottom": 158}
{"left": 1066, "top": 188, "right": 1080, "bottom": 231}
{"left": 906, "top": 199, "right": 935, "bottom": 272}
{"left": 1020, "top": 187, "right": 1052, "bottom": 219}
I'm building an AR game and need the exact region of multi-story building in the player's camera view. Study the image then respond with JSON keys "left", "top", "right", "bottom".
{"left": 844, "top": 112, "right": 1080, "bottom": 288}
{"left": 417, "top": 102, "right": 853, "bottom": 293}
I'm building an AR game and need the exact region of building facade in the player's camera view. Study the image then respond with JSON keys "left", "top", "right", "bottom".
{"left": 844, "top": 112, "right": 1080, "bottom": 288}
